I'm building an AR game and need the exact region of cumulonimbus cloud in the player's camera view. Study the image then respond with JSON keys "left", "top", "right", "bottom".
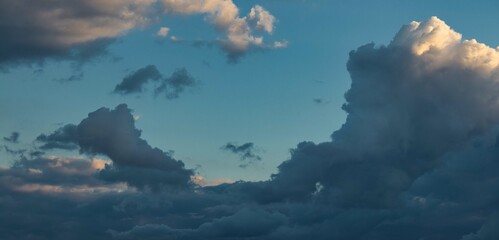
{"left": 2, "top": 16, "right": 499, "bottom": 240}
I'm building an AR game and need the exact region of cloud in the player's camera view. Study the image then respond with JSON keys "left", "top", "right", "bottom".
{"left": 36, "top": 124, "right": 79, "bottom": 150}
{"left": 156, "top": 27, "right": 170, "bottom": 37}
{"left": 221, "top": 142, "right": 262, "bottom": 168}
{"left": 154, "top": 68, "right": 197, "bottom": 99}
{"left": 3, "top": 16, "right": 499, "bottom": 240}
{"left": 249, "top": 5, "right": 276, "bottom": 33}
{"left": 3, "top": 132, "right": 20, "bottom": 144}
{"left": 266, "top": 16, "right": 499, "bottom": 208}
{"left": 114, "top": 65, "right": 162, "bottom": 94}
{"left": 0, "top": 0, "right": 284, "bottom": 67}
{"left": 114, "top": 65, "right": 196, "bottom": 99}
{"left": 35, "top": 104, "right": 194, "bottom": 190}
{"left": 161, "top": 1, "right": 284, "bottom": 62}
{"left": 0, "top": 0, "right": 154, "bottom": 67}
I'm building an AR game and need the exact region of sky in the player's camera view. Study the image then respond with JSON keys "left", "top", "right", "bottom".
{"left": 1, "top": 0, "right": 499, "bottom": 239}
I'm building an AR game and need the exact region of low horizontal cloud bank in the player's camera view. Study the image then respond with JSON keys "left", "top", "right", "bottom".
{"left": 0, "top": 0, "right": 283, "bottom": 67}
{"left": 2, "top": 16, "right": 499, "bottom": 239}
{"left": 114, "top": 65, "right": 196, "bottom": 99}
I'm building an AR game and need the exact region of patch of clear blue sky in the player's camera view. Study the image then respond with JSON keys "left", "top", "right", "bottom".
{"left": 1, "top": 0, "right": 498, "bottom": 181}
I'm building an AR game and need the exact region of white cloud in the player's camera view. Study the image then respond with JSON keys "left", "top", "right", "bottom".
{"left": 156, "top": 27, "right": 170, "bottom": 37}
{"left": 249, "top": 5, "right": 275, "bottom": 33}
{"left": 273, "top": 40, "right": 289, "bottom": 48}
{"left": 161, "top": 0, "right": 280, "bottom": 60}
{"left": 392, "top": 16, "right": 499, "bottom": 75}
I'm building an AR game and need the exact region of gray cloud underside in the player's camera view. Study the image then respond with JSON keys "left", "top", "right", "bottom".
{"left": 2, "top": 17, "right": 499, "bottom": 239}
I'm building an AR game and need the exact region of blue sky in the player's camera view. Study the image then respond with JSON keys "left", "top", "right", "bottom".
{"left": 2, "top": 0, "right": 498, "bottom": 182}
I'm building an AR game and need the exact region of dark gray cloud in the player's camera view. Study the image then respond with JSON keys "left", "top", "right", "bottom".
{"left": 114, "top": 66, "right": 196, "bottom": 99}
{"left": 155, "top": 68, "right": 197, "bottom": 99}
{"left": 3, "top": 132, "right": 19, "bottom": 143}
{"left": 114, "top": 65, "right": 162, "bottom": 94}
{"left": 267, "top": 17, "right": 499, "bottom": 208}
{"left": 36, "top": 124, "right": 79, "bottom": 150}
{"left": 2, "top": 17, "right": 499, "bottom": 240}
{"left": 221, "top": 142, "right": 262, "bottom": 168}
{"left": 36, "top": 104, "right": 194, "bottom": 190}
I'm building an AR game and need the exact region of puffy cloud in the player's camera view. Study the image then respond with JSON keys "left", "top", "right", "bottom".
{"left": 249, "top": 5, "right": 275, "bottom": 33}
{"left": 0, "top": 0, "right": 283, "bottom": 66}
{"left": 114, "top": 65, "right": 197, "bottom": 99}
{"left": 0, "top": 0, "right": 155, "bottom": 66}
{"left": 36, "top": 104, "right": 194, "bottom": 190}
{"left": 267, "top": 16, "right": 499, "bottom": 208}
{"left": 77, "top": 104, "right": 194, "bottom": 190}
{"left": 156, "top": 27, "right": 170, "bottom": 37}
{"left": 161, "top": 1, "right": 282, "bottom": 62}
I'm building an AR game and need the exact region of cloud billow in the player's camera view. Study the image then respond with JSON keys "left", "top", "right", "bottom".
{"left": 2, "top": 17, "right": 499, "bottom": 240}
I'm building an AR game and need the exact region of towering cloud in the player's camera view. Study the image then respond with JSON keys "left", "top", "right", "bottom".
{"left": 268, "top": 16, "right": 499, "bottom": 207}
